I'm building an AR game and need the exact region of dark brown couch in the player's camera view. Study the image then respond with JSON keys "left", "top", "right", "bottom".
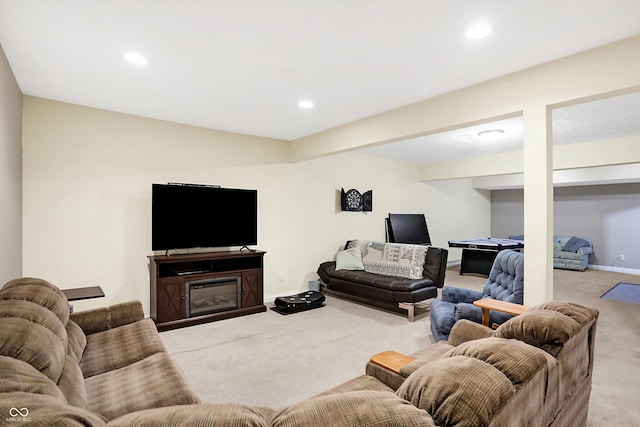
{"left": 317, "top": 241, "right": 448, "bottom": 320}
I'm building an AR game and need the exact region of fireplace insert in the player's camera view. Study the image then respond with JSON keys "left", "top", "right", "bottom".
{"left": 186, "top": 276, "right": 241, "bottom": 317}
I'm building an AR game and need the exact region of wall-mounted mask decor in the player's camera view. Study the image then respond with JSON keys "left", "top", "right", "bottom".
{"left": 341, "top": 188, "right": 373, "bottom": 212}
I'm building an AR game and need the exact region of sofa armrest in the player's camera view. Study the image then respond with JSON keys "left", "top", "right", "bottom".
{"left": 70, "top": 300, "right": 145, "bottom": 335}
{"left": 448, "top": 320, "right": 494, "bottom": 346}
{"left": 453, "top": 302, "right": 483, "bottom": 323}
{"left": 423, "top": 246, "right": 449, "bottom": 288}
{"left": 442, "top": 287, "right": 483, "bottom": 304}
{"left": 577, "top": 246, "right": 593, "bottom": 256}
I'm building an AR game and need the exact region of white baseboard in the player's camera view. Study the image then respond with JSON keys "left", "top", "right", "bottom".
{"left": 447, "top": 260, "right": 639, "bottom": 276}
{"left": 588, "top": 264, "right": 640, "bottom": 276}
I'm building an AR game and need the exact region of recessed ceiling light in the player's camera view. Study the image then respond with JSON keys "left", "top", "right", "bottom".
{"left": 478, "top": 129, "right": 504, "bottom": 142}
{"left": 298, "top": 100, "right": 314, "bottom": 109}
{"left": 466, "top": 23, "right": 492, "bottom": 40}
{"left": 123, "top": 52, "right": 148, "bottom": 65}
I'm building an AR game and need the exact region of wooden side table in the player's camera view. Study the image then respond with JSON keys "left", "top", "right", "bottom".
{"left": 62, "top": 286, "right": 105, "bottom": 313}
{"left": 62, "top": 286, "right": 105, "bottom": 301}
{"left": 472, "top": 298, "right": 529, "bottom": 327}
{"left": 370, "top": 350, "right": 416, "bottom": 374}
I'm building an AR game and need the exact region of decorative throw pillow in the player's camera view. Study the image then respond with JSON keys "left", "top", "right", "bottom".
{"left": 561, "top": 236, "right": 589, "bottom": 252}
{"left": 335, "top": 246, "right": 364, "bottom": 271}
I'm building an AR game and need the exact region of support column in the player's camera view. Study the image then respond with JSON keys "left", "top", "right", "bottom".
{"left": 522, "top": 105, "right": 554, "bottom": 305}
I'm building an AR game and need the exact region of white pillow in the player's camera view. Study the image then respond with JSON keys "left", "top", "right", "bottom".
{"left": 335, "top": 246, "right": 364, "bottom": 271}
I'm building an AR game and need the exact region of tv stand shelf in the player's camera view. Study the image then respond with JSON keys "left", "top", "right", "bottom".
{"left": 148, "top": 250, "right": 266, "bottom": 331}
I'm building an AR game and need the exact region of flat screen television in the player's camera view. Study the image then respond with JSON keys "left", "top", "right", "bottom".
{"left": 386, "top": 213, "right": 431, "bottom": 245}
{"left": 152, "top": 183, "right": 257, "bottom": 251}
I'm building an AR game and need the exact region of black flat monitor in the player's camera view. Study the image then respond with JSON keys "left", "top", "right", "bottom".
{"left": 387, "top": 213, "right": 431, "bottom": 245}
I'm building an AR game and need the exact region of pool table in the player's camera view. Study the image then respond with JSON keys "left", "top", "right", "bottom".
{"left": 448, "top": 237, "right": 524, "bottom": 276}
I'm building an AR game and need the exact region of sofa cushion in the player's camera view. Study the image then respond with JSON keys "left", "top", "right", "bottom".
{"left": 272, "top": 390, "right": 436, "bottom": 427}
{"left": 66, "top": 320, "right": 87, "bottom": 364}
{"left": 447, "top": 319, "right": 494, "bottom": 347}
{"left": 80, "top": 318, "right": 166, "bottom": 378}
{"left": 531, "top": 301, "right": 598, "bottom": 327}
{"left": 318, "top": 262, "right": 434, "bottom": 292}
{"left": 108, "top": 403, "right": 273, "bottom": 427}
{"left": 0, "top": 391, "right": 107, "bottom": 426}
{"left": 313, "top": 374, "right": 395, "bottom": 398}
{"left": 0, "top": 311, "right": 67, "bottom": 383}
{"left": 0, "top": 356, "right": 66, "bottom": 401}
{"left": 84, "top": 352, "right": 200, "bottom": 421}
{"left": 1, "top": 277, "right": 70, "bottom": 325}
{"left": 482, "top": 249, "right": 524, "bottom": 304}
{"left": 496, "top": 310, "right": 581, "bottom": 357}
{"left": 57, "top": 320, "right": 90, "bottom": 409}
{"left": 397, "top": 355, "right": 514, "bottom": 427}
{"left": 348, "top": 240, "right": 428, "bottom": 280}
{"left": 446, "top": 337, "right": 549, "bottom": 387}
{"left": 400, "top": 342, "right": 455, "bottom": 378}
{"left": 561, "top": 236, "right": 590, "bottom": 252}
{"left": 335, "top": 246, "right": 364, "bottom": 271}
{"left": 58, "top": 354, "right": 89, "bottom": 409}
{"left": 554, "top": 250, "right": 589, "bottom": 261}
{"left": 0, "top": 298, "right": 68, "bottom": 343}
{"left": 70, "top": 301, "right": 146, "bottom": 336}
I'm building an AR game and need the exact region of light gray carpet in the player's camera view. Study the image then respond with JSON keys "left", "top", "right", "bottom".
{"left": 160, "top": 267, "right": 640, "bottom": 426}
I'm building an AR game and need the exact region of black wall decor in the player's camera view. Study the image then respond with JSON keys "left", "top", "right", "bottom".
{"left": 341, "top": 188, "right": 373, "bottom": 212}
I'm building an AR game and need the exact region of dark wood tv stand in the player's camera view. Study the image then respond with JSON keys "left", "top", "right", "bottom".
{"left": 148, "top": 250, "right": 266, "bottom": 331}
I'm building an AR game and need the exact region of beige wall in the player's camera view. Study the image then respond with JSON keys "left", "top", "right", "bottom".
{"left": 290, "top": 35, "right": 640, "bottom": 305}
{"left": 19, "top": 37, "right": 640, "bottom": 309}
{"left": 22, "top": 97, "right": 489, "bottom": 312}
{"left": 0, "top": 43, "right": 22, "bottom": 284}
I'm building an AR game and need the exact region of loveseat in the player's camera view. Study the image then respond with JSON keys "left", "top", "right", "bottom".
{"left": 317, "top": 240, "right": 448, "bottom": 321}
{"left": 509, "top": 234, "right": 593, "bottom": 271}
{"left": 553, "top": 235, "right": 593, "bottom": 271}
{"left": 1, "top": 277, "right": 598, "bottom": 426}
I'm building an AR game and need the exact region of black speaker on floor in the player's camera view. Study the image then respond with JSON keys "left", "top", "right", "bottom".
{"left": 272, "top": 291, "right": 325, "bottom": 315}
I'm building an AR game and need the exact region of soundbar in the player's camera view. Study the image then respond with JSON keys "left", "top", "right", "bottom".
{"left": 167, "top": 182, "right": 221, "bottom": 188}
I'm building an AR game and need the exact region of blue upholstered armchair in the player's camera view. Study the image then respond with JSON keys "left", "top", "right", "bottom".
{"left": 429, "top": 249, "right": 524, "bottom": 342}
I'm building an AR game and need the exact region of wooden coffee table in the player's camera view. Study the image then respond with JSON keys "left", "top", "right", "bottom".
{"left": 473, "top": 298, "right": 529, "bottom": 327}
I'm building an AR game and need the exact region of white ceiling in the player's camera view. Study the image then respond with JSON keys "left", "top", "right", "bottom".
{"left": 1, "top": 0, "right": 639, "bottom": 147}
{"left": 362, "top": 92, "right": 640, "bottom": 164}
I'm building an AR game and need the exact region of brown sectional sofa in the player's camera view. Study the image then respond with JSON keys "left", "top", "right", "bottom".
{"left": 1, "top": 277, "right": 598, "bottom": 426}
{"left": 0, "top": 277, "right": 200, "bottom": 425}
{"left": 366, "top": 301, "right": 600, "bottom": 427}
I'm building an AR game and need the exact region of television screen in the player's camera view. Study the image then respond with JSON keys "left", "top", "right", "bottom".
{"left": 152, "top": 184, "right": 257, "bottom": 251}
{"left": 387, "top": 213, "right": 431, "bottom": 245}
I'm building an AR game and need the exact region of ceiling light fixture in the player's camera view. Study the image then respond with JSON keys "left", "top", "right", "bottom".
{"left": 123, "top": 52, "right": 148, "bottom": 65}
{"left": 477, "top": 129, "right": 504, "bottom": 142}
{"left": 465, "top": 23, "right": 492, "bottom": 40}
{"left": 298, "top": 100, "right": 314, "bottom": 109}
